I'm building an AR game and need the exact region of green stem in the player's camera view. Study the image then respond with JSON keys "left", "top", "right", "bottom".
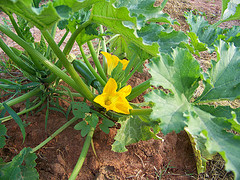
{"left": 54, "top": 90, "right": 83, "bottom": 98}
{"left": 79, "top": 46, "right": 106, "bottom": 87}
{"left": 43, "top": 20, "right": 90, "bottom": 83}
{"left": 212, "top": 20, "right": 223, "bottom": 29}
{"left": 58, "top": 29, "right": 69, "bottom": 47}
{"left": 0, "top": 25, "right": 86, "bottom": 97}
{"left": 87, "top": 41, "right": 107, "bottom": 82}
{"left": 69, "top": 126, "right": 95, "bottom": 180}
{"left": 127, "top": 79, "right": 151, "bottom": 101}
{"left": 41, "top": 30, "right": 95, "bottom": 101}
{"left": 122, "top": 60, "right": 143, "bottom": 85}
{"left": 46, "top": 23, "right": 57, "bottom": 58}
{"left": 31, "top": 116, "right": 79, "bottom": 153}
{"left": 0, "top": 86, "right": 42, "bottom": 111}
{"left": 63, "top": 20, "right": 92, "bottom": 55}
{"left": 105, "top": 34, "right": 120, "bottom": 44}
{"left": 0, "top": 97, "right": 45, "bottom": 123}
{"left": 124, "top": 53, "right": 137, "bottom": 75}
{"left": 0, "top": 38, "right": 36, "bottom": 75}
{"left": 43, "top": 29, "right": 69, "bottom": 83}
{"left": 0, "top": 25, "right": 43, "bottom": 70}
{"left": 100, "top": 25, "right": 107, "bottom": 75}
{"left": 130, "top": 108, "right": 152, "bottom": 116}
{"left": 8, "top": 13, "right": 25, "bottom": 40}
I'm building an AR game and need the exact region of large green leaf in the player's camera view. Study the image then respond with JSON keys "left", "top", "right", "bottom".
{"left": 91, "top": 1, "right": 159, "bottom": 57}
{"left": 144, "top": 89, "right": 190, "bottom": 134}
{"left": 114, "top": 0, "right": 178, "bottom": 28}
{"left": 184, "top": 11, "right": 224, "bottom": 50}
{"left": 187, "top": 107, "right": 240, "bottom": 180}
{"left": 196, "top": 105, "right": 240, "bottom": 133}
{"left": 0, "top": 0, "right": 60, "bottom": 30}
{"left": 53, "top": 0, "right": 108, "bottom": 12}
{"left": 197, "top": 105, "right": 240, "bottom": 123}
{"left": 145, "top": 44, "right": 240, "bottom": 178}
{"left": 144, "top": 48, "right": 201, "bottom": 134}
{"left": 112, "top": 115, "right": 160, "bottom": 152}
{"left": 221, "top": 0, "right": 240, "bottom": 21}
{"left": 147, "top": 48, "right": 201, "bottom": 100}
{"left": 137, "top": 23, "right": 188, "bottom": 54}
{"left": 0, "top": 147, "right": 39, "bottom": 180}
{"left": 196, "top": 40, "right": 240, "bottom": 102}
{"left": 225, "top": 26, "right": 240, "bottom": 47}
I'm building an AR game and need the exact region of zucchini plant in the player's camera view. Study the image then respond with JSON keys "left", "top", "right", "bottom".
{"left": 0, "top": 0, "right": 239, "bottom": 179}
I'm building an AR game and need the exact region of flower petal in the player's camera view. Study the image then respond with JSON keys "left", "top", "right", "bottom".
{"left": 118, "top": 85, "right": 132, "bottom": 97}
{"left": 101, "top": 51, "right": 112, "bottom": 61}
{"left": 114, "top": 101, "right": 132, "bottom": 114}
{"left": 93, "top": 93, "right": 107, "bottom": 107}
{"left": 110, "top": 96, "right": 132, "bottom": 114}
{"left": 103, "top": 78, "right": 117, "bottom": 95}
{"left": 108, "top": 55, "right": 119, "bottom": 75}
{"left": 101, "top": 52, "right": 120, "bottom": 75}
{"left": 120, "top": 59, "right": 129, "bottom": 70}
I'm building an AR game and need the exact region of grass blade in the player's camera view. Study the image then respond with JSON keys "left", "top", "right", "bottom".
{"left": 2, "top": 103, "right": 26, "bottom": 143}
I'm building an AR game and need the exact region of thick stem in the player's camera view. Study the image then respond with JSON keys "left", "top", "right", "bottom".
{"left": 127, "top": 79, "right": 151, "bottom": 101}
{"left": 58, "top": 29, "right": 69, "bottom": 47}
{"left": 69, "top": 126, "right": 95, "bottom": 180}
{"left": 0, "top": 25, "right": 43, "bottom": 70}
{"left": 31, "top": 116, "right": 79, "bottom": 153}
{"left": 130, "top": 108, "right": 152, "bottom": 116}
{"left": 0, "top": 38, "right": 35, "bottom": 75}
{"left": 122, "top": 60, "right": 143, "bottom": 85}
{"left": 87, "top": 41, "right": 107, "bottom": 82}
{"left": 41, "top": 30, "right": 95, "bottom": 101}
{"left": 46, "top": 23, "right": 57, "bottom": 58}
{"left": 0, "top": 97, "right": 45, "bottom": 123}
{"left": 0, "top": 86, "right": 42, "bottom": 111}
{"left": 0, "top": 25, "right": 85, "bottom": 96}
{"left": 63, "top": 20, "right": 91, "bottom": 55}
{"left": 8, "top": 13, "right": 25, "bottom": 40}
{"left": 79, "top": 46, "right": 106, "bottom": 87}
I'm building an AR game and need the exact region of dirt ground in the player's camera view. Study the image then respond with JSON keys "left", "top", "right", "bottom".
{"left": 0, "top": 0, "right": 239, "bottom": 179}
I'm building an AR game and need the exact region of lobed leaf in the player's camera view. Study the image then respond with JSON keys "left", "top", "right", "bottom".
{"left": 71, "top": 102, "right": 90, "bottom": 119}
{"left": 99, "top": 118, "right": 115, "bottom": 134}
{"left": 145, "top": 42, "right": 240, "bottom": 177}
{"left": 221, "top": 0, "right": 240, "bottom": 21}
{"left": 147, "top": 48, "right": 201, "bottom": 100}
{"left": 184, "top": 11, "right": 224, "bottom": 51}
{"left": 225, "top": 26, "right": 240, "bottom": 47}
{"left": 0, "top": 0, "right": 60, "bottom": 30}
{"left": 0, "top": 147, "right": 39, "bottom": 180}
{"left": 144, "top": 89, "right": 190, "bottom": 134}
{"left": 91, "top": 1, "right": 159, "bottom": 57}
{"left": 0, "top": 124, "right": 7, "bottom": 148}
{"left": 114, "top": 0, "right": 178, "bottom": 28}
{"left": 53, "top": 0, "right": 108, "bottom": 12}
{"left": 112, "top": 115, "right": 160, "bottom": 152}
{"left": 187, "top": 107, "right": 240, "bottom": 180}
{"left": 137, "top": 23, "right": 188, "bottom": 54}
{"left": 196, "top": 40, "right": 240, "bottom": 102}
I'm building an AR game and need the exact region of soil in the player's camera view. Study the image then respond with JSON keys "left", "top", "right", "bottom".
{"left": 0, "top": 0, "right": 239, "bottom": 180}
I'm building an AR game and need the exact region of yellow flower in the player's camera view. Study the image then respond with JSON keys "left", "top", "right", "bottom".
{"left": 101, "top": 52, "right": 129, "bottom": 75}
{"left": 94, "top": 78, "right": 133, "bottom": 114}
